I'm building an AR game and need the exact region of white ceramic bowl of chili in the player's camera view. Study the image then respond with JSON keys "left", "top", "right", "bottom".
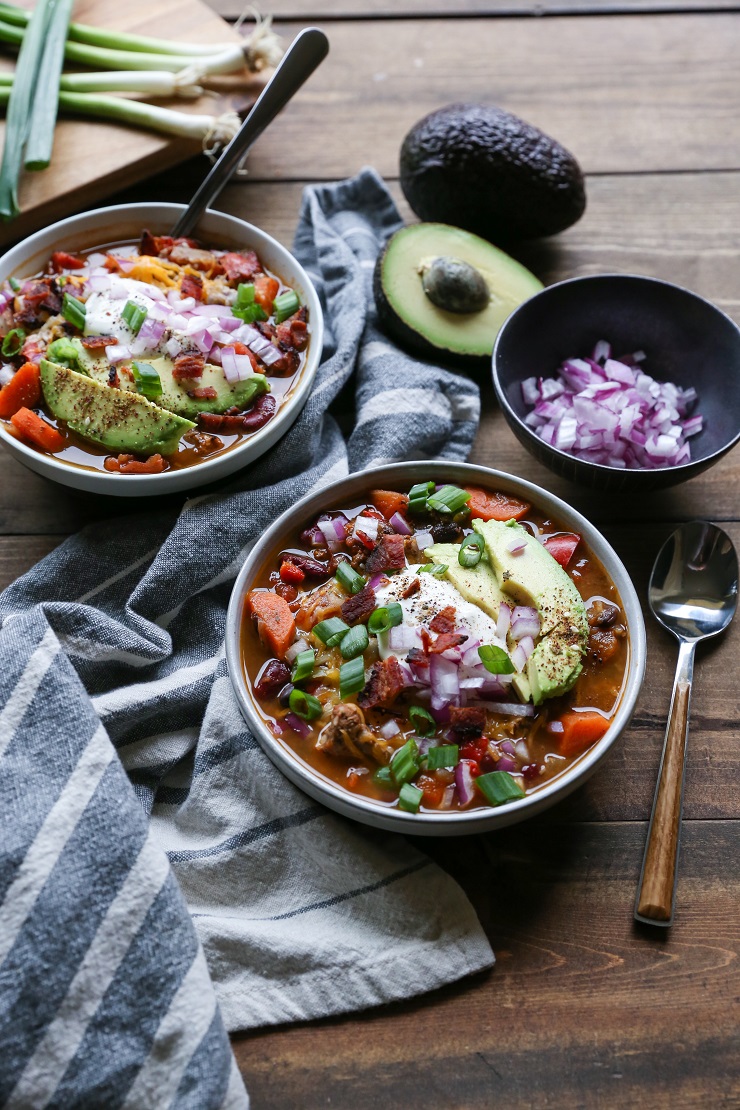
{"left": 0, "top": 202, "right": 324, "bottom": 496}
{"left": 225, "top": 461, "right": 647, "bottom": 836}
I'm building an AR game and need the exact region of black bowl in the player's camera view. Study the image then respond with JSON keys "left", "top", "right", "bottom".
{"left": 492, "top": 274, "right": 740, "bottom": 492}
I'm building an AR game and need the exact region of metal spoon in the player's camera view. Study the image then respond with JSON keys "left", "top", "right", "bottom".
{"left": 635, "top": 521, "right": 738, "bottom": 927}
{"left": 171, "top": 27, "right": 329, "bottom": 238}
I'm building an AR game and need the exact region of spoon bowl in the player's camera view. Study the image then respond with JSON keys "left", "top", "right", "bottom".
{"left": 649, "top": 523, "right": 738, "bottom": 642}
{"left": 635, "top": 521, "right": 738, "bottom": 926}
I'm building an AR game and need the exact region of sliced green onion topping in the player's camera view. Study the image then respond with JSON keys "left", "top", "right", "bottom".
{"left": 427, "top": 484, "right": 471, "bottom": 515}
{"left": 273, "top": 289, "right": 300, "bottom": 323}
{"left": 339, "top": 656, "right": 365, "bottom": 699}
{"left": 478, "top": 644, "right": 516, "bottom": 675}
{"left": 62, "top": 292, "right": 86, "bottom": 329}
{"left": 46, "top": 336, "right": 80, "bottom": 367}
{"left": 367, "top": 603, "right": 403, "bottom": 635}
{"left": 398, "top": 782, "right": 424, "bottom": 814}
{"left": 476, "top": 770, "right": 525, "bottom": 806}
{"left": 233, "top": 285, "right": 267, "bottom": 323}
{"left": 340, "top": 623, "right": 369, "bottom": 660}
{"left": 407, "top": 480, "right": 435, "bottom": 514}
{"left": 9, "top": 277, "right": 20, "bottom": 292}
{"left": 121, "top": 299, "right": 147, "bottom": 335}
{"left": 336, "top": 562, "right": 366, "bottom": 595}
{"left": 313, "top": 617, "right": 350, "bottom": 648}
{"left": 131, "top": 361, "right": 162, "bottom": 399}
{"left": 372, "top": 766, "right": 395, "bottom": 790}
{"left": 426, "top": 744, "right": 459, "bottom": 770}
{"left": 288, "top": 688, "right": 323, "bottom": 721}
{"left": 458, "top": 532, "right": 483, "bottom": 568}
{"left": 419, "top": 563, "right": 447, "bottom": 576}
{"left": 235, "top": 283, "right": 255, "bottom": 307}
{"left": 409, "top": 705, "right": 436, "bottom": 738}
{"left": 1, "top": 326, "right": 25, "bottom": 356}
{"left": 390, "top": 739, "right": 420, "bottom": 787}
{"left": 290, "top": 648, "right": 315, "bottom": 684}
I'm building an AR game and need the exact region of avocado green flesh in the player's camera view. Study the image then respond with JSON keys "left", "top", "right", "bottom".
{"left": 40, "top": 361, "right": 195, "bottom": 456}
{"left": 378, "top": 223, "right": 542, "bottom": 359}
{"left": 76, "top": 347, "right": 269, "bottom": 419}
{"left": 473, "top": 519, "right": 588, "bottom": 706}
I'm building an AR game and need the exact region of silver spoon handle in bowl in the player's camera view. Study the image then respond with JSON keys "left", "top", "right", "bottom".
{"left": 634, "top": 638, "right": 695, "bottom": 926}
{"left": 171, "top": 27, "right": 329, "bottom": 239}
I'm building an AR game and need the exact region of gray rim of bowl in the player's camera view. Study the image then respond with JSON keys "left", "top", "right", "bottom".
{"left": 225, "top": 460, "right": 647, "bottom": 830}
{"left": 0, "top": 202, "right": 324, "bottom": 486}
{"left": 492, "top": 271, "right": 740, "bottom": 476}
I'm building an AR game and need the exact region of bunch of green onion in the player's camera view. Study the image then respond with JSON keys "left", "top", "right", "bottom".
{"left": 0, "top": 0, "right": 283, "bottom": 220}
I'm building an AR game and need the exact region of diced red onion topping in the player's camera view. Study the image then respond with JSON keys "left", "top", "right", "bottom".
{"left": 510, "top": 606, "right": 540, "bottom": 641}
{"left": 496, "top": 602, "right": 512, "bottom": 641}
{"left": 496, "top": 755, "right": 518, "bottom": 773}
{"left": 429, "top": 654, "right": 460, "bottom": 710}
{"left": 415, "top": 530, "right": 433, "bottom": 550}
{"left": 506, "top": 537, "right": 527, "bottom": 555}
{"left": 380, "top": 719, "right": 400, "bottom": 740}
{"left": 521, "top": 341, "right": 702, "bottom": 469}
{"left": 389, "top": 511, "right": 412, "bottom": 536}
{"left": 355, "top": 515, "right": 379, "bottom": 542}
{"left": 454, "top": 760, "right": 477, "bottom": 807}
{"left": 284, "top": 713, "right": 312, "bottom": 738}
{"left": 220, "top": 346, "right": 253, "bottom": 383}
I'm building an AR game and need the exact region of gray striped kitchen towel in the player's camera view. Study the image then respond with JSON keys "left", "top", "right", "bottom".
{"left": 0, "top": 168, "right": 493, "bottom": 1109}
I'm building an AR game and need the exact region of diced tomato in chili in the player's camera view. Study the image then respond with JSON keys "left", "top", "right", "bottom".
{"left": 50, "top": 251, "right": 85, "bottom": 271}
{"left": 543, "top": 533, "right": 581, "bottom": 568}
{"left": 280, "top": 560, "right": 306, "bottom": 585}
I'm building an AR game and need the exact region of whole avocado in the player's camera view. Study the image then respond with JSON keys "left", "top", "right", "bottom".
{"left": 400, "top": 103, "right": 586, "bottom": 242}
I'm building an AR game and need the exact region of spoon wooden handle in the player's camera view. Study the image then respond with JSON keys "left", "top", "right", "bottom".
{"left": 635, "top": 640, "right": 695, "bottom": 926}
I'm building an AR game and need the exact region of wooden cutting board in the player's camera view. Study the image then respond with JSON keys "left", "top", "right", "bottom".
{"left": 0, "top": 0, "right": 258, "bottom": 246}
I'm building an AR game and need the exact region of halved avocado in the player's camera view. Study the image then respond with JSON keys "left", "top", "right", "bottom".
{"left": 373, "top": 223, "right": 542, "bottom": 366}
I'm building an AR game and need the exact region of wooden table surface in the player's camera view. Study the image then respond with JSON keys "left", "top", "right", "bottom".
{"left": 3, "top": 0, "right": 740, "bottom": 1106}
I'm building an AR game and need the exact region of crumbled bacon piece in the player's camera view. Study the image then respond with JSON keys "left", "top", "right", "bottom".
{"left": 181, "top": 272, "right": 204, "bottom": 302}
{"left": 182, "top": 430, "right": 224, "bottom": 455}
{"left": 108, "top": 365, "right": 120, "bottom": 388}
{"left": 268, "top": 347, "right": 300, "bottom": 378}
{"left": 140, "top": 229, "right": 174, "bottom": 257}
{"left": 103, "top": 453, "right": 167, "bottom": 474}
{"left": 449, "top": 707, "right": 486, "bottom": 739}
{"left": 340, "top": 583, "right": 377, "bottom": 624}
{"left": 407, "top": 647, "right": 429, "bottom": 671}
{"left": 188, "top": 386, "right": 217, "bottom": 400}
{"left": 358, "top": 657, "right": 405, "bottom": 710}
{"left": 401, "top": 578, "right": 421, "bottom": 599}
{"left": 221, "top": 251, "right": 261, "bottom": 283}
{"left": 14, "top": 278, "right": 62, "bottom": 327}
{"left": 427, "top": 632, "right": 467, "bottom": 655}
{"left": 81, "top": 335, "right": 118, "bottom": 350}
{"left": 50, "top": 251, "right": 85, "bottom": 272}
{"left": 275, "top": 307, "right": 309, "bottom": 352}
{"left": 365, "top": 534, "right": 406, "bottom": 576}
{"left": 173, "top": 352, "right": 205, "bottom": 381}
{"left": 429, "top": 606, "right": 457, "bottom": 634}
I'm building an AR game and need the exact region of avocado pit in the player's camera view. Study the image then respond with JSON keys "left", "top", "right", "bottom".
{"left": 419, "top": 256, "right": 490, "bottom": 315}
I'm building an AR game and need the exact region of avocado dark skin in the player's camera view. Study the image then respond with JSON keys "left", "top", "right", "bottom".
{"left": 400, "top": 103, "right": 586, "bottom": 243}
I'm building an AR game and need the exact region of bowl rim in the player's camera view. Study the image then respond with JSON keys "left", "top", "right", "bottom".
{"left": 225, "top": 460, "right": 647, "bottom": 835}
{"left": 491, "top": 271, "right": 740, "bottom": 477}
{"left": 0, "top": 201, "right": 324, "bottom": 491}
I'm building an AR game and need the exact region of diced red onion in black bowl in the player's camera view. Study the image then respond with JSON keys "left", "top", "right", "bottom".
{"left": 492, "top": 274, "right": 740, "bottom": 492}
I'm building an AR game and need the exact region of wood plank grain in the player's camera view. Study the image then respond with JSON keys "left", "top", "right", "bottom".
{"left": 213, "top": 0, "right": 740, "bottom": 17}
{"left": 227, "top": 14, "right": 740, "bottom": 179}
{"left": 0, "top": 0, "right": 256, "bottom": 246}
{"left": 231, "top": 820, "right": 740, "bottom": 1109}
{"left": 0, "top": 535, "right": 63, "bottom": 590}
